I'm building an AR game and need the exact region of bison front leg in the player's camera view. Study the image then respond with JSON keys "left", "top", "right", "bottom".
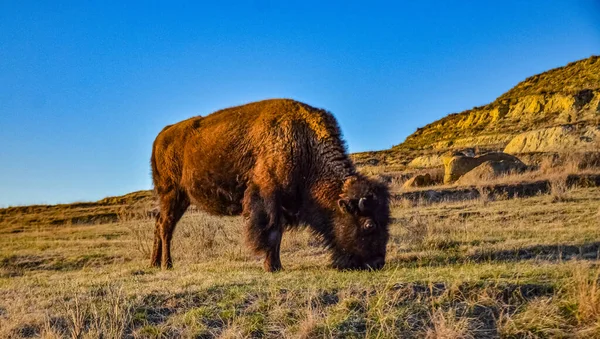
{"left": 263, "top": 227, "right": 283, "bottom": 272}
{"left": 243, "top": 185, "right": 284, "bottom": 272}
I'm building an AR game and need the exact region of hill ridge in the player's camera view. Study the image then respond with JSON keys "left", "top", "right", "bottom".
{"left": 395, "top": 55, "right": 600, "bottom": 152}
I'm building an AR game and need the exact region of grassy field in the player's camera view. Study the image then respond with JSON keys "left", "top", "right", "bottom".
{"left": 1, "top": 186, "right": 599, "bottom": 338}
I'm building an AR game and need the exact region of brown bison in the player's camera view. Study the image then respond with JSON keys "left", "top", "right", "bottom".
{"left": 150, "top": 99, "right": 390, "bottom": 272}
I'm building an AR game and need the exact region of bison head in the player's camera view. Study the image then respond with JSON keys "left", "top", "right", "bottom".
{"left": 331, "top": 175, "right": 390, "bottom": 270}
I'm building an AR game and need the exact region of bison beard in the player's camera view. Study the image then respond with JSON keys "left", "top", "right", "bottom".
{"left": 150, "top": 99, "right": 390, "bottom": 272}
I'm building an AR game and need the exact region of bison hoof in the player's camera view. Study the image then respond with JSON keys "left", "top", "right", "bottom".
{"left": 264, "top": 262, "right": 283, "bottom": 272}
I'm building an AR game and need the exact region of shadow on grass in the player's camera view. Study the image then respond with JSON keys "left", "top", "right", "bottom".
{"left": 468, "top": 242, "right": 600, "bottom": 262}
{"left": 0, "top": 253, "right": 128, "bottom": 277}
{"left": 18, "top": 273, "right": 558, "bottom": 339}
{"left": 395, "top": 174, "right": 600, "bottom": 204}
{"left": 126, "top": 281, "right": 554, "bottom": 338}
{"left": 389, "top": 241, "right": 600, "bottom": 268}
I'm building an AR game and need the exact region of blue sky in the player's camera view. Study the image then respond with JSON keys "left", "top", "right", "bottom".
{"left": 0, "top": 1, "right": 599, "bottom": 206}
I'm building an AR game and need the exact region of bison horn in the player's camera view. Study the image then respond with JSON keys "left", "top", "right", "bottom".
{"left": 358, "top": 197, "right": 366, "bottom": 212}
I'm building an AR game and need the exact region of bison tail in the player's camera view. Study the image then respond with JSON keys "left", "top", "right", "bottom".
{"left": 150, "top": 142, "right": 160, "bottom": 194}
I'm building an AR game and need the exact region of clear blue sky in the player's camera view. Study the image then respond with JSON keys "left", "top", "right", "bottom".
{"left": 1, "top": 1, "right": 599, "bottom": 206}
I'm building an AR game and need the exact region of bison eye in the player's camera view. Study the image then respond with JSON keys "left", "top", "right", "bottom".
{"left": 363, "top": 220, "right": 377, "bottom": 232}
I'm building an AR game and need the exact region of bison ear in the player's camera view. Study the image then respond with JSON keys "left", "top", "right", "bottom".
{"left": 338, "top": 199, "right": 352, "bottom": 214}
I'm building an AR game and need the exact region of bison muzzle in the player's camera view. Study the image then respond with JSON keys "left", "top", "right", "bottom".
{"left": 150, "top": 99, "right": 390, "bottom": 272}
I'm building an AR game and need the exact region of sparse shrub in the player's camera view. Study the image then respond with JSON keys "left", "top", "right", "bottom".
{"left": 563, "top": 153, "right": 585, "bottom": 174}
{"left": 389, "top": 176, "right": 406, "bottom": 192}
{"left": 50, "top": 283, "right": 133, "bottom": 339}
{"left": 498, "top": 298, "right": 571, "bottom": 338}
{"left": 403, "top": 214, "right": 429, "bottom": 249}
{"left": 476, "top": 186, "right": 491, "bottom": 206}
{"left": 571, "top": 267, "right": 600, "bottom": 336}
{"left": 395, "top": 198, "right": 415, "bottom": 209}
{"left": 125, "top": 210, "right": 245, "bottom": 263}
{"left": 296, "top": 307, "right": 322, "bottom": 339}
{"left": 126, "top": 220, "right": 154, "bottom": 258}
{"left": 425, "top": 308, "right": 473, "bottom": 339}
{"left": 539, "top": 156, "right": 557, "bottom": 174}
{"left": 219, "top": 324, "right": 245, "bottom": 339}
{"left": 173, "top": 211, "right": 245, "bottom": 262}
{"left": 402, "top": 213, "right": 458, "bottom": 251}
{"left": 549, "top": 178, "right": 571, "bottom": 203}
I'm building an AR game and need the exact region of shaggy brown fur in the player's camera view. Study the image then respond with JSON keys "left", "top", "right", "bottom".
{"left": 151, "top": 99, "right": 390, "bottom": 272}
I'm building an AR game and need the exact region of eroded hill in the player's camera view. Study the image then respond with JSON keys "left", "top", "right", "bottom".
{"left": 353, "top": 56, "right": 600, "bottom": 169}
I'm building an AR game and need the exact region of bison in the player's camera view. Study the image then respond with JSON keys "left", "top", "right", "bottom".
{"left": 150, "top": 99, "right": 390, "bottom": 272}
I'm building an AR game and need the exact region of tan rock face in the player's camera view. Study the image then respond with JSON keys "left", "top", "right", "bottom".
{"left": 402, "top": 173, "right": 434, "bottom": 189}
{"left": 504, "top": 125, "right": 600, "bottom": 154}
{"left": 444, "top": 153, "right": 524, "bottom": 184}
{"left": 402, "top": 91, "right": 599, "bottom": 152}
{"left": 407, "top": 155, "right": 443, "bottom": 169}
{"left": 456, "top": 160, "right": 527, "bottom": 186}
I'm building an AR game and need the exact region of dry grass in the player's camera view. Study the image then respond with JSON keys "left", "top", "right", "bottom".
{"left": 1, "top": 187, "right": 600, "bottom": 338}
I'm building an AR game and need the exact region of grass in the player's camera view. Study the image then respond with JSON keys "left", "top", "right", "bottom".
{"left": 1, "top": 187, "right": 600, "bottom": 338}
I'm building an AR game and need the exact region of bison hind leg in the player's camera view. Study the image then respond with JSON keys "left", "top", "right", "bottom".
{"left": 243, "top": 185, "right": 283, "bottom": 272}
{"left": 150, "top": 211, "right": 162, "bottom": 268}
{"left": 151, "top": 188, "right": 189, "bottom": 269}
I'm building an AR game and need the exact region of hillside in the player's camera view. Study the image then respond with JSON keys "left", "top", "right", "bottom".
{"left": 0, "top": 191, "right": 153, "bottom": 231}
{"left": 353, "top": 56, "right": 600, "bottom": 168}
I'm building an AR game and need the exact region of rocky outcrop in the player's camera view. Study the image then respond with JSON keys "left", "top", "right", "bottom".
{"left": 393, "top": 56, "right": 600, "bottom": 156}
{"left": 444, "top": 153, "right": 524, "bottom": 184}
{"left": 402, "top": 173, "right": 435, "bottom": 189}
{"left": 399, "top": 89, "right": 600, "bottom": 152}
{"left": 407, "top": 155, "right": 443, "bottom": 169}
{"left": 456, "top": 160, "right": 527, "bottom": 186}
{"left": 353, "top": 56, "right": 600, "bottom": 170}
{"left": 504, "top": 125, "right": 600, "bottom": 154}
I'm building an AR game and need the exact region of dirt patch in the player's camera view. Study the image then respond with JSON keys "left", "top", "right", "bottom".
{"left": 11, "top": 324, "right": 40, "bottom": 338}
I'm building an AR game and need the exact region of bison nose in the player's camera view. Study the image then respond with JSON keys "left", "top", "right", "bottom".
{"left": 366, "top": 256, "right": 385, "bottom": 270}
